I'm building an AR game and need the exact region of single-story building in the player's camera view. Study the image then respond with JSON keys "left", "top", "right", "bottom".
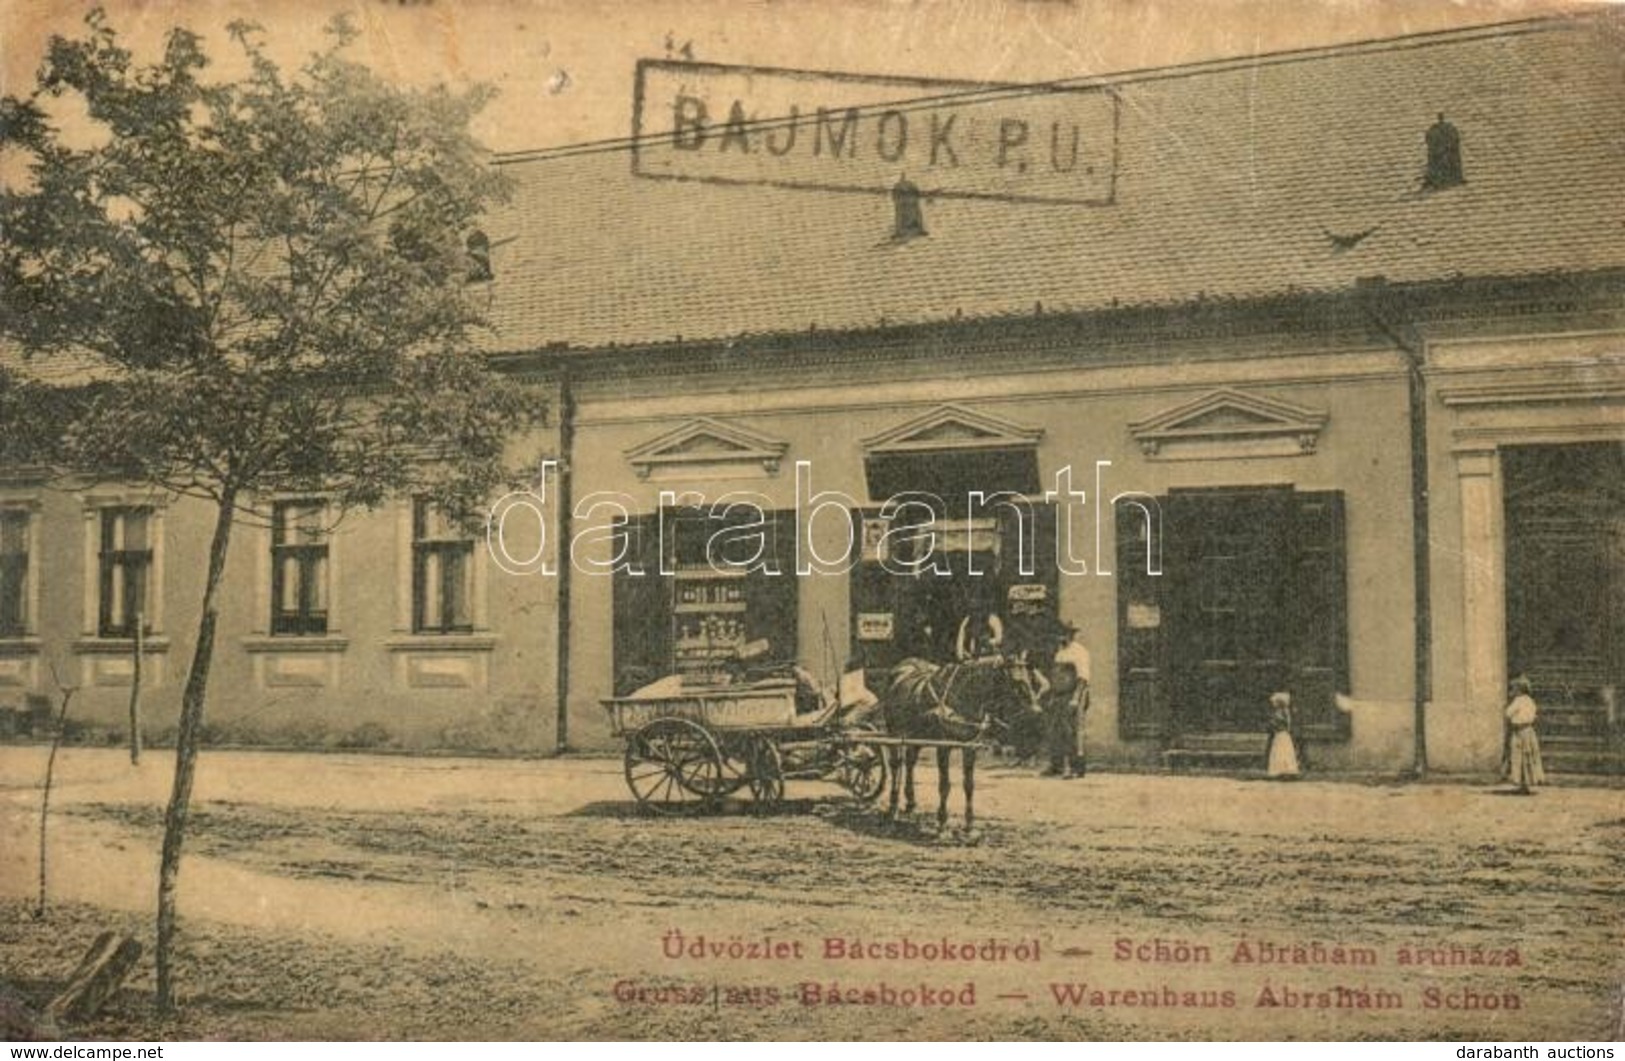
{"left": 4, "top": 12, "right": 1622, "bottom": 773}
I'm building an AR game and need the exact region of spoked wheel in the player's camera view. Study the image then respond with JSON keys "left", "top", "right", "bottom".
{"left": 710, "top": 737, "right": 756, "bottom": 800}
{"left": 836, "top": 728, "right": 887, "bottom": 803}
{"left": 745, "top": 736, "right": 785, "bottom": 809}
{"left": 625, "top": 717, "right": 726, "bottom": 814}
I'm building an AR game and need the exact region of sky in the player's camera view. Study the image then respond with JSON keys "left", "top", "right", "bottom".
{"left": 1, "top": 0, "right": 1605, "bottom": 158}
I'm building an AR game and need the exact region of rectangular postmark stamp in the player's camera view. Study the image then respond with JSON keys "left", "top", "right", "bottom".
{"left": 632, "top": 60, "right": 1118, "bottom": 205}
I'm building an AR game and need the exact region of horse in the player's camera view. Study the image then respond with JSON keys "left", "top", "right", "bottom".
{"left": 874, "top": 654, "right": 1044, "bottom": 836}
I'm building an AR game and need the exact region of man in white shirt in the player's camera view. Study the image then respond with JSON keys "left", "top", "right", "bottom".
{"left": 1044, "top": 621, "right": 1092, "bottom": 778}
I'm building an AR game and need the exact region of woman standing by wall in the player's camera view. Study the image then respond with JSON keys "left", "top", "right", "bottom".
{"left": 1504, "top": 676, "right": 1546, "bottom": 795}
{"left": 1264, "top": 692, "right": 1302, "bottom": 780}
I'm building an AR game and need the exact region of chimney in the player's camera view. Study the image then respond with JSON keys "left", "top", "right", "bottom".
{"left": 891, "top": 177, "right": 927, "bottom": 241}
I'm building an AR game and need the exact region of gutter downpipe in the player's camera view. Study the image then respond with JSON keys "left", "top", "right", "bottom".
{"left": 554, "top": 360, "right": 575, "bottom": 754}
{"left": 1360, "top": 278, "right": 1431, "bottom": 778}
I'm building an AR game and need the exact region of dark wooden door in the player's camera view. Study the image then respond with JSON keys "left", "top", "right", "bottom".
{"left": 1117, "top": 497, "right": 1170, "bottom": 740}
{"left": 1166, "top": 489, "right": 1293, "bottom": 735}
{"left": 1504, "top": 443, "right": 1625, "bottom": 750}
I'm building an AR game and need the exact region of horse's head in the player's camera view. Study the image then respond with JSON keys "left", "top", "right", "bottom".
{"left": 1000, "top": 653, "right": 1046, "bottom": 721}
{"left": 958, "top": 654, "right": 1045, "bottom": 736}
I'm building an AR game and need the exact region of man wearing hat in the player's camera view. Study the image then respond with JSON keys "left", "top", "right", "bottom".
{"left": 1043, "top": 620, "right": 1091, "bottom": 778}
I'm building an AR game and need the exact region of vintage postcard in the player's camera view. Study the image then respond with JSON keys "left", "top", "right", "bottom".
{"left": 1, "top": 0, "right": 1622, "bottom": 1042}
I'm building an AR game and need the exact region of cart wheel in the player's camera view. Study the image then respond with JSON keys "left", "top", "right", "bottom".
{"left": 625, "top": 717, "right": 726, "bottom": 814}
{"left": 710, "top": 736, "right": 755, "bottom": 799}
{"left": 837, "top": 732, "right": 887, "bottom": 803}
{"left": 745, "top": 736, "right": 785, "bottom": 808}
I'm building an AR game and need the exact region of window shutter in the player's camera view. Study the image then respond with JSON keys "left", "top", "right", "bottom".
{"left": 1117, "top": 497, "right": 1170, "bottom": 741}
{"left": 849, "top": 508, "right": 903, "bottom": 670}
{"left": 611, "top": 513, "right": 672, "bottom": 696}
{"left": 1290, "top": 491, "right": 1351, "bottom": 741}
{"left": 745, "top": 509, "right": 800, "bottom": 667}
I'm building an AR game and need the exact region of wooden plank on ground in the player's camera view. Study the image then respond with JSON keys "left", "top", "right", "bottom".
{"left": 46, "top": 932, "right": 143, "bottom": 1025}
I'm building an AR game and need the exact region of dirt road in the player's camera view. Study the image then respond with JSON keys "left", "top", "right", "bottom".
{"left": 1, "top": 747, "right": 1621, "bottom": 1040}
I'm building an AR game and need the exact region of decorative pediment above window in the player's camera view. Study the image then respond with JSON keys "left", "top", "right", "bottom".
{"left": 861, "top": 404, "right": 1044, "bottom": 455}
{"left": 625, "top": 418, "right": 790, "bottom": 481}
{"left": 1128, "top": 388, "right": 1329, "bottom": 461}
{"left": 862, "top": 405, "right": 1044, "bottom": 502}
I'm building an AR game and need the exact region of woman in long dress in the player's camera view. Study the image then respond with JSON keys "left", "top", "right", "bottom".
{"left": 1504, "top": 676, "right": 1546, "bottom": 794}
{"left": 1265, "top": 691, "right": 1301, "bottom": 779}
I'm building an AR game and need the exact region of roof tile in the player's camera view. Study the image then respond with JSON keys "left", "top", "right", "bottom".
{"left": 474, "top": 16, "right": 1625, "bottom": 352}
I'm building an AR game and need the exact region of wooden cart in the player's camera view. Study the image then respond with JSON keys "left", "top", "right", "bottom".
{"left": 601, "top": 679, "right": 888, "bottom": 813}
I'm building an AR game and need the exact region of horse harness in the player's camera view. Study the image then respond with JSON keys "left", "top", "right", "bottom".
{"left": 922, "top": 660, "right": 1010, "bottom": 741}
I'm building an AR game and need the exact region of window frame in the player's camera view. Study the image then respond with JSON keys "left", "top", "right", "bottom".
{"left": 0, "top": 507, "right": 32, "bottom": 639}
{"left": 270, "top": 499, "right": 331, "bottom": 637}
{"left": 411, "top": 499, "right": 475, "bottom": 635}
{"left": 611, "top": 505, "right": 799, "bottom": 694}
{"left": 97, "top": 506, "right": 154, "bottom": 639}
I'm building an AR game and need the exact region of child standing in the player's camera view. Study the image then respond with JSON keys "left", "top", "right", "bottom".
{"left": 1264, "top": 691, "right": 1301, "bottom": 780}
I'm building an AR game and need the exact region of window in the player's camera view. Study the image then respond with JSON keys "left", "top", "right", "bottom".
{"left": 99, "top": 507, "right": 152, "bottom": 638}
{"left": 0, "top": 509, "right": 29, "bottom": 638}
{"left": 413, "top": 500, "right": 473, "bottom": 634}
{"left": 466, "top": 230, "right": 493, "bottom": 282}
{"left": 271, "top": 500, "right": 329, "bottom": 635}
{"left": 611, "top": 508, "right": 798, "bottom": 695}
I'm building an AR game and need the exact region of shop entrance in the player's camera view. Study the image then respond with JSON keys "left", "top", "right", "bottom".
{"left": 1165, "top": 488, "right": 1293, "bottom": 735}
{"left": 1503, "top": 442, "right": 1625, "bottom": 771}
{"left": 849, "top": 503, "right": 1058, "bottom": 671}
{"left": 1113, "top": 487, "right": 1349, "bottom": 748}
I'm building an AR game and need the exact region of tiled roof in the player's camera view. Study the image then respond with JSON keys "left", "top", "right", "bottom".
{"left": 476, "top": 14, "right": 1625, "bottom": 354}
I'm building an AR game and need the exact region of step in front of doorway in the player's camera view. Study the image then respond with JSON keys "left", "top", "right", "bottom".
{"left": 1162, "top": 733, "right": 1266, "bottom": 772}
{"left": 1540, "top": 737, "right": 1625, "bottom": 776}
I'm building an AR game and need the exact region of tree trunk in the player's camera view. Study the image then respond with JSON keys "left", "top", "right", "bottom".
{"left": 128, "top": 614, "right": 143, "bottom": 766}
{"left": 36, "top": 681, "right": 78, "bottom": 919}
{"left": 154, "top": 486, "right": 237, "bottom": 1014}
